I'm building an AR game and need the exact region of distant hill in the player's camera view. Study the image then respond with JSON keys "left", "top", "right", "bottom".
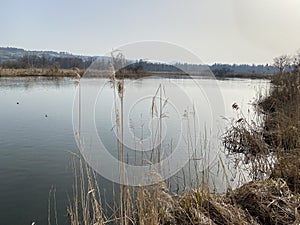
{"left": 0, "top": 47, "right": 104, "bottom": 70}
{"left": 0, "top": 47, "right": 92, "bottom": 63}
{"left": 0, "top": 47, "right": 25, "bottom": 63}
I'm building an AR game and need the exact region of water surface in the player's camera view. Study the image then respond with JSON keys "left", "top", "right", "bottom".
{"left": 0, "top": 76, "right": 269, "bottom": 225}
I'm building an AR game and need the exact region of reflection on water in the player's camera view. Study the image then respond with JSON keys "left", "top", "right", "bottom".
{"left": 0, "top": 76, "right": 269, "bottom": 225}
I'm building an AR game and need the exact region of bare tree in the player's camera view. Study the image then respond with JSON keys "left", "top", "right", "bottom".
{"left": 293, "top": 51, "right": 300, "bottom": 72}
{"left": 273, "top": 55, "right": 292, "bottom": 73}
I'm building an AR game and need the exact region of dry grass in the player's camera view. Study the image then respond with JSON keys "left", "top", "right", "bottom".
{"left": 231, "top": 179, "right": 300, "bottom": 225}
{"left": 259, "top": 73, "right": 300, "bottom": 151}
{"left": 271, "top": 151, "right": 300, "bottom": 193}
{"left": 67, "top": 153, "right": 175, "bottom": 225}
{"left": 66, "top": 156, "right": 300, "bottom": 225}
{"left": 170, "top": 188, "right": 260, "bottom": 225}
{"left": 0, "top": 68, "right": 83, "bottom": 77}
{"left": 222, "top": 103, "right": 273, "bottom": 179}
{"left": 67, "top": 155, "right": 105, "bottom": 225}
{"left": 259, "top": 72, "right": 300, "bottom": 193}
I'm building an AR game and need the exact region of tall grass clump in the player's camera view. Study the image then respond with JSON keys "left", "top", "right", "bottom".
{"left": 223, "top": 102, "right": 273, "bottom": 180}
{"left": 67, "top": 153, "right": 105, "bottom": 225}
{"left": 223, "top": 70, "right": 300, "bottom": 196}
{"left": 259, "top": 72, "right": 300, "bottom": 151}
{"left": 263, "top": 72, "right": 300, "bottom": 192}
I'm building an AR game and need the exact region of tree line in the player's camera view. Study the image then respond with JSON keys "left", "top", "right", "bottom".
{"left": 0, "top": 54, "right": 94, "bottom": 70}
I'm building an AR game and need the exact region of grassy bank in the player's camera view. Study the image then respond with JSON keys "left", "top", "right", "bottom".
{"left": 66, "top": 160, "right": 300, "bottom": 225}
{"left": 224, "top": 72, "right": 300, "bottom": 187}
{"left": 0, "top": 68, "right": 84, "bottom": 77}
{"left": 262, "top": 73, "right": 300, "bottom": 192}
{"left": 0, "top": 67, "right": 270, "bottom": 79}
{"left": 221, "top": 71, "right": 300, "bottom": 224}
{"left": 64, "top": 70, "right": 299, "bottom": 224}
{"left": 115, "top": 70, "right": 271, "bottom": 79}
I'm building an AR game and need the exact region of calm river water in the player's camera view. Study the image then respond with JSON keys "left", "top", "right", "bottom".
{"left": 0, "top": 76, "right": 269, "bottom": 225}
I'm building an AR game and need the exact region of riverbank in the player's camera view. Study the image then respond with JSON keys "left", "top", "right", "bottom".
{"left": 0, "top": 68, "right": 270, "bottom": 79}
{"left": 224, "top": 72, "right": 300, "bottom": 188}
{"left": 220, "top": 72, "right": 300, "bottom": 224}
{"left": 121, "top": 71, "right": 271, "bottom": 79}
{"left": 0, "top": 68, "right": 84, "bottom": 77}
{"left": 262, "top": 73, "right": 300, "bottom": 192}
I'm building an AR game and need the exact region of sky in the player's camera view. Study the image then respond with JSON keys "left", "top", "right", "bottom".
{"left": 1, "top": 0, "right": 300, "bottom": 64}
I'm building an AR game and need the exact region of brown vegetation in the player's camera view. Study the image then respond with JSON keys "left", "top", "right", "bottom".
{"left": 231, "top": 179, "right": 300, "bottom": 225}
{"left": 0, "top": 68, "right": 84, "bottom": 77}
{"left": 67, "top": 156, "right": 300, "bottom": 225}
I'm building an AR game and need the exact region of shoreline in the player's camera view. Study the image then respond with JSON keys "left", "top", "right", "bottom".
{"left": 0, "top": 68, "right": 84, "bottom": 78}
{"left": 0, "top": 68, "right": 271, "bottom": 79}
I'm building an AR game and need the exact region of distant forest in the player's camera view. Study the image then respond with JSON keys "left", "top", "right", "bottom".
{"left": 124, "top": 60, "right": 278, "bottom": 75}
{"left": 0, "top": 54, "right": 94, "bottom": 70}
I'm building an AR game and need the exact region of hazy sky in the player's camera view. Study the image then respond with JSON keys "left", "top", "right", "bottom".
{"left": 1, "top": 0, "right": 300, "bottom": 64}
